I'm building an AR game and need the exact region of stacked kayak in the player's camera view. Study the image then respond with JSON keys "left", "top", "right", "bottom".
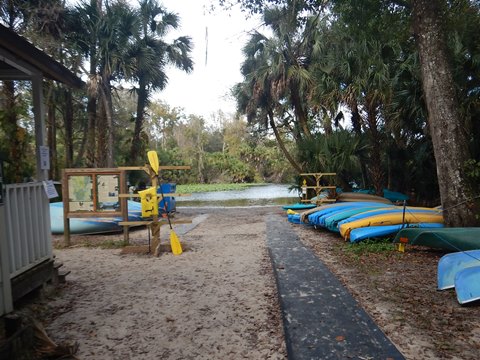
{"left": 339, "top": 207, "right": 443, "bottom": 240}
{"left": 50, "top": 201, "right": 143, "bottom": 234}
{"left": 285, "top": 200, "right": 444, "bottom": 243}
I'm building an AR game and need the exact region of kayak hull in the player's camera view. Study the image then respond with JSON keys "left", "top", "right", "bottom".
{"left": 50, "top": 201, "right": 143, "bottom": 235}
{"left": 455, "top": 265, "right": 480, "bottom": 305}
{"left": 339, "top": 211, "right": 444, "bottom": 239}
{"left": 350, "top": 223, "right": 444, "bottom": 243}
{"left": 438, "top": 250, "right": 480, "bottom": 290}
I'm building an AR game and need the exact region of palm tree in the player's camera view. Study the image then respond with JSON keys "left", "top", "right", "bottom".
{"left": 126, "top": 0, "right": 193, "bottom": 164}
{"left": 235, "top": 31, "right": 303, "bottom": 173}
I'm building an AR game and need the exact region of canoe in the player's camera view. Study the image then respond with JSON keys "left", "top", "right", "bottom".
{"left": 437, "top": 250, "right": 480, "bottom": 290}
{"left": 393, "top": 228, "right": 480, "bottom": 252}
{"left": 323, "top": 205, "right": 395, "bottom": 232}
{"left": 349, "top": 223, "right": 444, "bottom": 243}
{"left": 50, "top": 201, "right": 143, "bottom": 234}
{"left": 282, "top": 203, "right": 317, "bottom": 210}
{"left": 454, "top": 265, "right": 480, "bottom": 305}
{"left": 339, "top": 211, "right": 444, "bottom": 240}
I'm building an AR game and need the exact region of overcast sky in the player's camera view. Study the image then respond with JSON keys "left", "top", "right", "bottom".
{"left": 158, "top": 0, "right": 261, "bottom": 119}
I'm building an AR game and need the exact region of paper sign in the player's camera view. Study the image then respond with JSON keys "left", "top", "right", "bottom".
{"left": 39, "top": 146, "right": 50, "bottom": 170}
{"left": 43, "top": 180, "right": 59, "bottom": 199}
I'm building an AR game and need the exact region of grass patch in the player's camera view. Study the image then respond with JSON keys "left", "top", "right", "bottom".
{"left": 343, "top": 238, "right": 396, "bottom": 256}
{"left": 177, "top": 183, "right": 264, "bottom": 193}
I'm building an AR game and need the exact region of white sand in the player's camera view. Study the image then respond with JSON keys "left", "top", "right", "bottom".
{"left": 46, "top": 208, "right": 287, "bottom": 359}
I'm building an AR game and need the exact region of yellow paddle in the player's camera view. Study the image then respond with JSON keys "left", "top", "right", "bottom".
{"left": 147, "top": 150, "right": 183, "bottom": 255}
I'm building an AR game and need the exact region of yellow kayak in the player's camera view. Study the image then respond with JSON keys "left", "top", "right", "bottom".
{"left": 339, "top": 210, "right": 444, "bottom": 240}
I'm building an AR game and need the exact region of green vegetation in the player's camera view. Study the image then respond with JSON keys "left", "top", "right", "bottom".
{"left": 177, "top": 183, "right": 261, "bottom": 193}
{"left": 344, "top": 239, "right": 396, "bottom": 256}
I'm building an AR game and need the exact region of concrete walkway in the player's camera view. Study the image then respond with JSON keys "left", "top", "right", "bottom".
{"left": 266, "top": 214, "right": 404, "bottom": 360}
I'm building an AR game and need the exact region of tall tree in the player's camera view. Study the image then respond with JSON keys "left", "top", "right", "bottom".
{"left": 412, "top": 0, "right": 479, "bottom": 226}
{"left": 126, "top": 0, "right": 193, "bottom": 165}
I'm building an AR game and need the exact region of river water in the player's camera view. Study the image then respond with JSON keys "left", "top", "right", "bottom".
{"left": 176, "top": 184, "right": 301, "bottom": 207}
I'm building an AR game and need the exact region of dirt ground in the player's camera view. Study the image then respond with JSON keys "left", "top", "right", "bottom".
{"left": 30, "top": 206, "right": 480, "bottom": 359}
{"left": 296, "top": 224, "right": 480, "bottom": 360}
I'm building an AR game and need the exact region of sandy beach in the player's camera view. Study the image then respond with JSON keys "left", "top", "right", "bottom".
{"left": 45, "top": 207, "right": 287, "bottom": 359}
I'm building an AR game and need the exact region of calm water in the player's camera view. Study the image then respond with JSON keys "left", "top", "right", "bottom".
{"left": 176, "top": 184, "right": 300, "bottom": 207}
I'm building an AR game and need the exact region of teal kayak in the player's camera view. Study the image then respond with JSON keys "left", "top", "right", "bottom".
{"left": 282, "top": 203, "right": 317, "bottom": 210}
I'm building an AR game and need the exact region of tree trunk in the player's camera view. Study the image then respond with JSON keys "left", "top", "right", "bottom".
{"left": 268, "top": 110, "right": 303, "bottom": 173}
{"left": 412, "top": 0, "right": 479, "bottom": 226}
{"left": 64, "top": 88, "right": 74, "bottom": 168}
{"left": 349, "top": 101, "right": 368, "bottom": 188}
{"left": 130, "top": 81, "right": 147, "bottom": 165}
{"left": 86, "top": 86, "right": 97, "bottom": 167}
{"left": 365, "top": 96, "right": 384, "bottom": 196}
{"left": 96, "top": 96, "right": 107, "bottom": 167}
{"left": 47, "top": 99, "right": 57, "bottom": 180}
{"left": 290, "top": 88, "right": 312, "bottom": 139}
{"left": 99, "top": 77, "right": 114, "bottom": 167}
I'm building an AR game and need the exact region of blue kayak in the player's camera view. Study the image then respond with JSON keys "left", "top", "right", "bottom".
{"left": 349, "top": 223, "right": 444, "bottom": 243}
{"left": 437, "top": 250, "right": 480, "bottom": 290}
{"left": 50, "top": 201, "right": 143, "bottom": 234}
{"left": 454, "top": 265, "right": 480, "bottom": 305}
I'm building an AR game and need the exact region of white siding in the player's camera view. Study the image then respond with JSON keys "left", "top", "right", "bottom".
{"left": 4, "top": 183, "right": 52, "bottom": 278}
{"left": 0, "top": 205, "right": 13, "bottom": 315}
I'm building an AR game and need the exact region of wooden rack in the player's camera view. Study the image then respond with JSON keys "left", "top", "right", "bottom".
{"left": 300, "top": 172, "right": 337, "bottom": 205}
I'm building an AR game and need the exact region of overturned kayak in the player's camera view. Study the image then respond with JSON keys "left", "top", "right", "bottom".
{"left": 393, "top": 228, "right": 480, "bottom": 252}
{"left": 350, "top": 223, "right": 444, "bottom": 243}
{"left": 339, "top": 209, "right": 444, "bottom": 240}
{"left": 438, "top": 250, "right": 480, "bottom": 290}
{"left": 454, "top": 265, "right": 480, "bottom": 305}
{"left": 50, "top": 201, "right": 143, "bottom": 234}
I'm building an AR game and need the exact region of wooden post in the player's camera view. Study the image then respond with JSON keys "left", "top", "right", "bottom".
{"left": 150, "top": 167, "right": 161, "bottom": 256}
{"left": 119, "top": 170, "right": 129, "bottom": 244}
{"left": 61, "top": 169, "right": 70, "bottom": 247}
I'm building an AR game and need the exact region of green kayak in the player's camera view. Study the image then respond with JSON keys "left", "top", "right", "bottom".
{"left": 393, "top": 228, "right": 480, "bottom": 251}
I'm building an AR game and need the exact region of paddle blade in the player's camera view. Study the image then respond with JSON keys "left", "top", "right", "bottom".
{"left": 147, "top": 150, "right": 159, "bottom": 175}
{"left": 170, "top": 231, "right": 183, "bottom": 255}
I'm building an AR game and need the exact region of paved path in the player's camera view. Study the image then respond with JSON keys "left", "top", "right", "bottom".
{"left": 266, "top": 214, "right": 405, "bottom": 360}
